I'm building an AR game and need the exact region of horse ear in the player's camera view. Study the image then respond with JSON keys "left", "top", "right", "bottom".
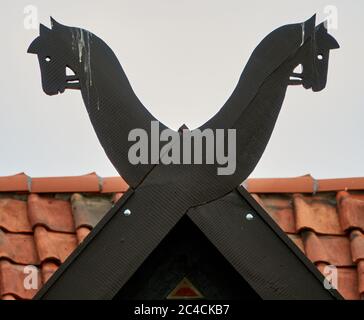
{"left": 303, "top": 14, "right": 316, "bottom": 39}
{"left": 40, "top": 23, "right": 51, "bottom": 37}
{"left": 28, "top": 23, "right": 52, "bottom": 54}
{"left": 27, "top": 36, "right": 41, "bottom": 54}
{"left": 50, "top": 17, "right": 61, "bottom": 30}
{"left": 316, "top": 22, "right": 340, "bottom": 49}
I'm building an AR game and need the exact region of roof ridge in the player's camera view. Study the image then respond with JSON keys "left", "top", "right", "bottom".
{"left": 1, "top": 173, "right": 364, "bottom": 193}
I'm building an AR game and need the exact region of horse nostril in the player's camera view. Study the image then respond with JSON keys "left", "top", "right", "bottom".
{"left": 45, "top": 56, "right": 51, "bottom": 62}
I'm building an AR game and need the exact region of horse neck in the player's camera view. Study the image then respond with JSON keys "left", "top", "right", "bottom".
{"left": 74, "top": 36, "right": 156, "bottom": 124}
{"left": 201, "top": 55, "right": 294, "bottom": 130}
{"left": 202, "top": 37, "right": 313, "bottom": 131}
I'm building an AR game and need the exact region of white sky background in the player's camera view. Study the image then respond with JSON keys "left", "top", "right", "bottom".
{"left": 0, "top": 0, "right": 363, "bottom": 178}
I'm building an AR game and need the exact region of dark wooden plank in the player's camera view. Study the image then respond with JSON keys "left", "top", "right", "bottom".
{"left": 187, "top": 188, "right": 342, "bottom": 300}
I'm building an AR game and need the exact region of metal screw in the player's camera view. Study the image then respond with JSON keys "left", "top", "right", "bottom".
{"left": 123, "top": 208, "right": 131, "bottom": 216}
{"left": 245, "top": 213, "right": 254, "bottom": 221}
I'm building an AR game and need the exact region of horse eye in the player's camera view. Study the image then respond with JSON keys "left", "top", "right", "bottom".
{"left": 317, "top": 54, "right": 324, "bottom": 61}
{"left": 45, "top": 56, "right": 51, "bottom": 62}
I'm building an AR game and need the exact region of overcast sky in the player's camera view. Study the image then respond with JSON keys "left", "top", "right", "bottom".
{"left": 1, "top": 0, "right": 363, "bottom": 179}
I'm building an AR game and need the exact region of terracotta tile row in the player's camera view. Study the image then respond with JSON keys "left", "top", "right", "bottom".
{"left": 0, "top": 173, "right": 129, "bottom": 193}
{"left": 253, "top": 194, "right": 296, "bottom": 233}
{"left": 316, "top": 263, "right": 360, "bottom": 300}
{"left": 0, "top": 173, "right": 29, "bottom": 192}
{"left": 247, "top": 175, "right": 316, "bottom": 193}
{"left": 247, "top": 175, "right": 364, "bottom": 193}
{"left": 255, "top": 192, "right": 364, "bottom": 299}
{"left": 255, "top": 192, "right": 364, "bottom": 235}
{"left": 71, "top": 193, "right": 112, "bottom": 229}
{"left": 294, "top": 194, "right": 343, "bottom": 235}
{"left": 3, "top": 173, "right": 364, "bottom": 194}
{"left": 33, "top": 226, "right": 78, "bottom": 264}
{"left": 0, "top": 260, "right": 41, "bottom": 300}
{"left": 28, "top": 194, "right": 75, "bottom": 233}
{"left": 302, "top": 231, "right": 353, "bottom": 266}
{"left": 0, "top": 260, "right": 62, "bottom": 300}
{"left": 285, "top": 233, "right": 362, "bottom": 300}
{"left": 0, "top": 194, "right": 117, "bottom": 234}
{"left": 0, "top": 198, "right": 32, "bottom": 233}
{"left": 0, "top": 230, "right": 39, "bottom": 265}
{"left": 0, "top": 191, "right": 122, "bottom": 299}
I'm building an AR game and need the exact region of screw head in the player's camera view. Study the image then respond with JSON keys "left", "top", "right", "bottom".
{"left": 245, "top": 213, "right": 254, "bottom": 221}
{"left": 123, "top": 209, "right": 131, "bottom": 216}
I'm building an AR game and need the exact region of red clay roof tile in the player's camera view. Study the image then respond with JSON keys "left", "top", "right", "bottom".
{"left": 294, "top": 194, "right": 343, "bottom": 235}
{"left": 336, "top": 268, "right": 360, "bottom": 300}
{"left": 112, "top": 192, "right": 124, "bottom": 203}
{"left": 255, "top": 194, "right": 293, "bottom": 208}
{"left": 350, "top": 230, "right": 364, "bottom": 263}
{"left": 302, "top": 231, "right": 353, "bottom": 266}
{"left": 0, "top": 230, "right": 39, "bottom": 265}
{"left": 287, "top": 234, "right": 304, "bottom": 252}
{"left": 254, "top": 194, "right": 296, "bottom": 233}
{"left": 28, "top": 194, "right": 75, "bottom": 233}
{"left": 247, "top": 176, "right": 364, "bottom": 194}
{"left": 76, "top": 226, "right": 91, "bottom": 243}
{"left": 303, "top": 232, "right": 330, "bottom": 264}
{"left": 318, "top": 178, "right": 364, "bottom": 192}
{"left": 31, "top": 173, "right": 100, "bottom": 193}
{"left": 41, "top": 261, "right": 59, "bottom": 284}
{"left": 316, "top": 262, "right": 360, "bottom": 300}
{"left": 357, "top": 260, "right": 364, "bottom": 297}
{"left": 102, "top": 177, "right": 129, "bottom": 193}
{"left": 71, "top": 193, "right": 111, "bottom": 229}
{"left": 0, "top": 198, "right": 32, "bottom": 233}
{"left": 1, "top": 174, "right": 364, "bottom": 194}
{"left": 251, "top": 193, "right": 264, "bottom": 205}
{"left": 270, "top": 207, "right": 296, "bottom": 234}
{"left": 0, "top": 260, "right": 40, "bottom": 299}
{"left": 337, "top": 191, "right": 364, "bottom": 232}
{"left": 33, "top": 226, "right": 78, "bottom": 264}
{"left": 246, "top": 175, "right": 315, "bottom": 193}
{"left": 0, "top": 173, "right": 29, "bottom": 192}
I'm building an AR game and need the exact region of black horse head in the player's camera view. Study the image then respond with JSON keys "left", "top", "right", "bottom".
{"left": 289, "top": 18, "right": 339, "bottom": 92}
{"left": 27, "top": 18, "right": 86, "bottom": 95}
